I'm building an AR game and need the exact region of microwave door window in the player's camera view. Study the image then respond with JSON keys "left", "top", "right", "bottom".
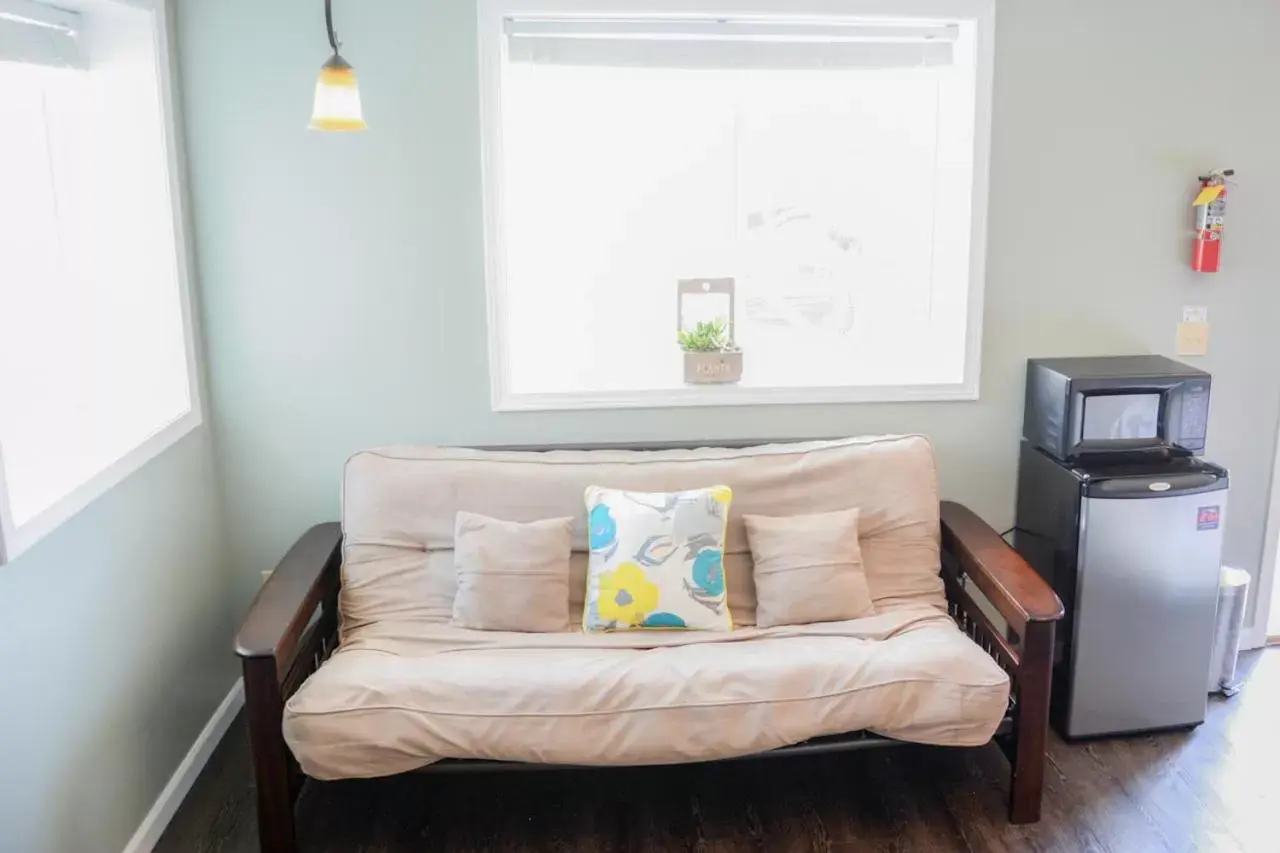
{"left": 1083, "top": 394, "right": 1161, "bottom": 440}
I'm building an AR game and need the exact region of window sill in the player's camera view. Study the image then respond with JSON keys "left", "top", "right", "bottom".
{"left": 0, "top": 408, "right": 203, "bottom": 566}
{"left": 493, "top": 380, "right": 980, "bottom": 412}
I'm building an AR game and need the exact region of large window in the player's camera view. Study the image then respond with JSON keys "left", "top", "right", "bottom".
{"left": 479, "top": 0, "right": 993, "bottom": 410}
{"left": 0, "top": 0, "right": 199, "bottom": 563}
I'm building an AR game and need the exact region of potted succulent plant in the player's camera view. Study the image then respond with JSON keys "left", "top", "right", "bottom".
{"left": 678, "top": 319, "right": 743, "bottom": 385}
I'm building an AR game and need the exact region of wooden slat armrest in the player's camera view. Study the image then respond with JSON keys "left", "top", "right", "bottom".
{"left": 940, "top": 501, "right": 1064, "bottom": 634}
{"left": 234, "top": 522, "right": 342, "bottom": 671}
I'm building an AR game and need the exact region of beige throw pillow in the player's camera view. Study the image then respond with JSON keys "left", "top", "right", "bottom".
{"left": 452, "top": 511, "right": 574, "bottom": 632}
{"left": 743, "top": 507, "right": 875, "bottom": 628}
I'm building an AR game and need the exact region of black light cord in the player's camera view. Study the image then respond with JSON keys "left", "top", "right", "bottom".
{"left": 1000, "top": 526, "right": 1056, "bottom": 546}
{"left": 324, "top": 0, "right": 340, "bottom": 54}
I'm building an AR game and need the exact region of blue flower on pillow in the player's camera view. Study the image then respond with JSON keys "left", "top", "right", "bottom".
{"left": 589, "top": 503, "right": 617, "bottom": 557}
{"left": 690, "top": 548, "right": 725, "bottom": 597}
{"left": 641, "top": 611, "right": 687, "bottom": 628}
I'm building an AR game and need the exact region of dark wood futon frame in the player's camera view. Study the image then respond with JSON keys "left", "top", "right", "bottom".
{"left": 236, "top": 499, "right": 1064, "bottom": 853}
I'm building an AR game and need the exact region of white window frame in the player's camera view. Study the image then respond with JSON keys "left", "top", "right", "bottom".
{"left": 478, "top": 0, "right": 995, "bottom": 412}
{"left": 0, "top": 0, "right": 204, "bottom": 565}
{"left": 1247, "top": 420, "right": 1280, "bottom": 649}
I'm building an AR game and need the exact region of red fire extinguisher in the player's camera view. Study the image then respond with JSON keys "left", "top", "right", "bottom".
{"left": 1192, "top": 168, "right": 1234, "bottom": 273}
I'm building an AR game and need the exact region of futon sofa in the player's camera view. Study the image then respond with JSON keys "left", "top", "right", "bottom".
{"left": 235, "top": 436, "right": 1064, "bottom": 853}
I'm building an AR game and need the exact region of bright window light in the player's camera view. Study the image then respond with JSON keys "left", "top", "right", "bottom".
{"left": 479, "top": 0, "right": 993, "bottom": 410}
{"left": 0, "top": 0, "right": 199, "bottom": 563}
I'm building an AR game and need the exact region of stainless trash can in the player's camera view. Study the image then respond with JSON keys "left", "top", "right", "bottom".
{"left": 1208, "top": 567, "right": 1250, "bottom": 696}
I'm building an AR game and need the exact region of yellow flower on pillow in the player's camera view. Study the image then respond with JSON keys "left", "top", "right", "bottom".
{"left": 597, "top": 562, "right": 660, "bottom": 627}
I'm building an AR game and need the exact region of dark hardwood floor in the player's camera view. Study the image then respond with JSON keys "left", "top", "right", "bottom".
{"left": 157, "top": 650, "right": 1278, "bottom": 853}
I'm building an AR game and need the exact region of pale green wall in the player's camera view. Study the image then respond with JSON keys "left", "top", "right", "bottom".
{"left": 0, "top": 429, "right": 236, "bottom": 853}
{"left": 178, "top": 0, "right": 1280, "bottom": 626}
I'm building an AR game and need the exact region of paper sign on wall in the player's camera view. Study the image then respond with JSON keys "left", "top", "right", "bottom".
{"left": 1177, "top": 322, "right": 1210, "bottom": 356}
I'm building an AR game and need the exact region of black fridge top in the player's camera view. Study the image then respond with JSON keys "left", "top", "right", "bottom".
{"left": 1068, "top": 457, "right": 1229, "bottom": 498}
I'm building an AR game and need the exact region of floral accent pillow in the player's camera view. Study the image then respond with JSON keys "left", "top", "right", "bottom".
{"left": 583, "top": 485, "right": 733, "bottom": 632}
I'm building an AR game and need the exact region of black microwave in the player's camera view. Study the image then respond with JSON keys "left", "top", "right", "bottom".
{"left": 1023, "top": 355, "right": 1211, "bottom": 464}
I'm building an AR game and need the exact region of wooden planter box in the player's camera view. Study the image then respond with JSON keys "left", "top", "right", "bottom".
{"left": 683, "top": 350, "right": 743, "bottom": 384}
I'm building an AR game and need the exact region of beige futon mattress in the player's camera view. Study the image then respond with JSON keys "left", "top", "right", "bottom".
{"left": 283, "top": 604, "right": 1011, "bottom": 780}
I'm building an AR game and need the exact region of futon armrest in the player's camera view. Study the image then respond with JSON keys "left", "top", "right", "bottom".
{"left": 939, "top": 501, "right": 1063, "bottom": 635}
{"left": 234, "top": 523, "right": 342, "bottom": 672}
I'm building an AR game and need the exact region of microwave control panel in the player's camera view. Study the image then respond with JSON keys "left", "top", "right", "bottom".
{"left": 1179, "top": 381, "right": 1211, "bottom": 450}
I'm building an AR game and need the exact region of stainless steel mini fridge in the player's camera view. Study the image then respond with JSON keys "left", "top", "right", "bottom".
{"left": 1014, "top": 444, "right": 1228, "bottom": 738}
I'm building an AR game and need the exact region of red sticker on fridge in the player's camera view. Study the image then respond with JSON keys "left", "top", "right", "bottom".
{"left": 1197, "top": 506, "right": 1221, "bottom": 531}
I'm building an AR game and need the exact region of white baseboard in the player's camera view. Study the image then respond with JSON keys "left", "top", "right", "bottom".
{"left": 121, "top": 678, "right": 245, "bottom": 853}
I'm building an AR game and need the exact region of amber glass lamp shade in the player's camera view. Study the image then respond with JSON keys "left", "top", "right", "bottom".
{"left": 309, "top": 54, "right": 366, "bottom": 132}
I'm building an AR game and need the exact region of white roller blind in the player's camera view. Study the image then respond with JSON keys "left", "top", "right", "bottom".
{"left": 0, "top": 0, "right": 84, "bottom": 69}
{"left": 505, "top": 17, "right": 957, "bottom": 70}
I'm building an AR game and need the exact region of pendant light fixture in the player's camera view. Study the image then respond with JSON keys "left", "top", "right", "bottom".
{"left": 309, "top": 0, "right": 366, "bottom": 131}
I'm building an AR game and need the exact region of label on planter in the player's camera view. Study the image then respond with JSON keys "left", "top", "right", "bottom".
{"left": 698, "top": 360, "right": 732, "bottom": 376}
